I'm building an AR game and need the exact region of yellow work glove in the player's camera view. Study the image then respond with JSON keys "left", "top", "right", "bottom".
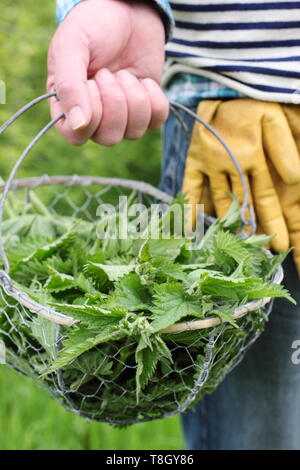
{"left": 182, "top": 99, "right": 300, "bottom": 252}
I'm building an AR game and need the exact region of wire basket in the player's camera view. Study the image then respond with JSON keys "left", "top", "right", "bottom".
{"left": 0, "top": 94, "right": 283, "bottom": 425}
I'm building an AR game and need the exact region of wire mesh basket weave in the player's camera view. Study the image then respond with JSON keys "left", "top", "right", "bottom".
{"left": 0, "top": 94, "right": 283, "bottom": 425}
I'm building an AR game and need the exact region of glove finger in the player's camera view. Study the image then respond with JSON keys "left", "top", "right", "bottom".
{"left": 282, "top": 199, "right": 300, "bottom": 277}
{"left": 196, "top": 99, "right": 223, "bottom": 123}
{"left": 182, "top": 169, "right": 205, "bottom": 231}
{"left": 263, "top": 104, "right": 300, "bottom": 184}
{"left": 281, "top": 104, "right": 300, "bottom": 149}
{"left": 209, "top": 174, "right": 232, "bottom": 218}
{"left": 251, "top": 167, "right": 290, "bottom": 252}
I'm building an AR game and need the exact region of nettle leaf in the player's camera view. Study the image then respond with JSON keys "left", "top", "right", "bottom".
{"left": 137, "top": 256, "right": 186, "bottom": 285}
{"left": 83, "top": 263, "right": 111, "bottom": 291}
{"left": 135, "top": 333, "right": 172, "bottom": 403}
{"left": 7, "top": 237, "right": 52, "bottom": 266}
{"left": 85, "top": 262, "right": 135, "bottom": 282}
{"left": 142, "top": 238, "right": 186, "bottom": 261}
{"left": 199, "top": 275, "right": 250, "bottom": 300}
{"left": 27, "top": 216, "right": 58, "bottom": 240}
{"left": 200, "top": 275, "right": 295, "bottom": 303}
{"left": 71, "top": 349, "right": 113, "bottom": 377}
{"left": 11, "top": 258, "right": 50, "bottom": 285}
{"left": 42, "top": 318, "right": 124, "bottom": 375}
{"left": 186, "top": 268, "right": 224, "bottom": 287}
{"left": 196, "top": 199, "right": 240, "bottom": 253}
{"left": 46, "top": 255, "right": 74, "bottom": 275}
{"left": 211, "top": 308, "right": 239, "bottom": 328}
{"left": 2, "top": 215, "right": 56, "bottom": 238}
{"left": 219, "top": 196, "right": 241, "bottom": 229}
{"left": 18, "top": 230, "right": 76, "bottom": 265}
{"left": 102, "top": 237, "right": 123, "bottom": 259}
{"left": 245, "top": 234, "right": 275, "bottom": 247}
{"left": 44, "top": 267, "right": 75, "bottom": 293}
{"left": 149, "top": 257, "right": 186, "bottom": 281}
{"left": 150, "top": 283, "right": 204, "bottom": 332}
{"left": 112, "top": 273, "right": 152, "bottom": 310}
{"left": 73, "top": 273, "right": 98, "bottom": 295}
{"left": 31, "top": 316, "right": 57, "bottom": 360}
{"left": 84, "top": 292, "right": 110, "bottom": 304}
{"left": 264, "top": 249, "right": 291, "bottom": 279}
{"left": 213, "top": 230, "right": 249, "bottom": 265}
{"left": 49, "top": 302, "right": 126, "bottom": 323}
{"left": 243, "top": 280, "right": 296, "bottom": 303}
{"left": 51, "top": 216, "right": 95, "bottom": 237}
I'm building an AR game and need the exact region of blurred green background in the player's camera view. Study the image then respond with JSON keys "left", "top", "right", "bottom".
{"left": 0, "top": 0, "right": 184, "bottom": 450}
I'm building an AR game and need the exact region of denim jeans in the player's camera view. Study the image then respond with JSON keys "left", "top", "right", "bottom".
{"left": 160, "top": 99, "right": 300, "bottom": 450}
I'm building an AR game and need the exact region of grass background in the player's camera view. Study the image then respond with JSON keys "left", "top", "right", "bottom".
{"left": 0, "top": 0, "right": 185, "bottom": 450}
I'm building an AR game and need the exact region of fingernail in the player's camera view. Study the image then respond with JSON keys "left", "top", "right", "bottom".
{"left": 68, "top": 106, "right": 87, "bottom": 130}
{"left": 98, "top": 68, "right": 115, "bottom": 84}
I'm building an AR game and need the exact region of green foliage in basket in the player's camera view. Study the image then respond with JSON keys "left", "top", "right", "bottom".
{"left": 0, "top": 193, "right": 294, "bottom": 424}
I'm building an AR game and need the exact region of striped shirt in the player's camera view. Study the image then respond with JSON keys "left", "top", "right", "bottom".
{"left": 56, "top": 0, "right": 300, "bottom": 104}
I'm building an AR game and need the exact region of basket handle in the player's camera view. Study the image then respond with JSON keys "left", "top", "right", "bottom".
{"left": 0, "top": 94, "right": 256, "bottom": 273}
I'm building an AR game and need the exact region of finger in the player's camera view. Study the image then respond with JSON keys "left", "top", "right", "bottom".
{"left": 115, "top": 70, "right": 151, "bottom": 140}
{"left": 251, "top": 167, "right": 289, "bottom": 252}
{"left": 182, "top": 168, "right": 205, "bottom": 230}
{"left": 93, "top": 68, "right": 128, "bottom": 146}
{"left": 209, "top": 173, "right": 232, "bottom": 218}
{"left": 48, "top": 80, "right": 102, "bottom": 146}
{"left": 140, "top": 78, "right": 169, "bottom": 130}
{"left": 48, "top": 35, "right": 92, "bottom": 132}
{"left": 263, "top": 104, "right": 300, "bottom": 184}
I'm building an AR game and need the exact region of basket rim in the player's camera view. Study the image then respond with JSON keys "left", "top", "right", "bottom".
{"left": 0, "top": 174, "right": 174, "bottom": 203}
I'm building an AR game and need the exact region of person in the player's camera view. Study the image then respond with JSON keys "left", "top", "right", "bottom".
{"left": 49, "top": 0, "right": 300, "bottom": 450}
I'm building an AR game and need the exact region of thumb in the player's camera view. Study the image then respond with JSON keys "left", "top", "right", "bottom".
{"left": 47, "top": 32, "right": 93, "bottom": 135}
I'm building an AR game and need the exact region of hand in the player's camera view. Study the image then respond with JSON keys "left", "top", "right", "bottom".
{"left": 182, "top": 99, "right": 300, "bottom": 252}
{"left": 47, "top": 0, "right": 169, "bottom": 146}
